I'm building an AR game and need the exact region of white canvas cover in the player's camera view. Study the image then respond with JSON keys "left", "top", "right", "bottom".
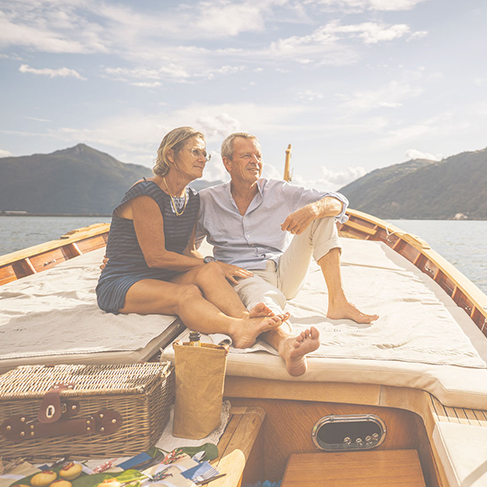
{"left": 0, "top": 248, "right": 179, "bottom": 372}
{"left": 1, "top": 238, "right": 486, "bottom": 408}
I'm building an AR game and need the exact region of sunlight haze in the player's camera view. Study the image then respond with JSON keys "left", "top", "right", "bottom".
{"left": 1, "top": 0, "right": 486, "bottom": 190}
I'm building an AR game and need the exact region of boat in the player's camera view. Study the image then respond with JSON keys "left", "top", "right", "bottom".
{"left": 0, "top": 150, "right": 486, "bottom": 487}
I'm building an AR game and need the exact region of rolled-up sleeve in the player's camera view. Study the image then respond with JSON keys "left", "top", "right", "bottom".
{"left": 282, "top": 182, "right": 349, "bottom": 224}
{"left": 322, "top": 191, "right": 349, "bottom": 223}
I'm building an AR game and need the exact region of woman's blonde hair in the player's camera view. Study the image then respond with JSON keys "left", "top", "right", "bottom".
{"left": 153, "top": 126, "right": 205, "bottom": 177}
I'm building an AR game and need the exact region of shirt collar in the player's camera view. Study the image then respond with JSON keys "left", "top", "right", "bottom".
{"left": 225, "top": 179, "right": 265, "bottom": 215}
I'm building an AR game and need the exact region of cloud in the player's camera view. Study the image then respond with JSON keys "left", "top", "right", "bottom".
{"left": 131, "top": 81, "right": 162, "bottom": 88}
{"left": 0, "top": 149, "right": 13, "bottom": 158}
{"left": 192, "top": 1, "right": 268, "bottom": 37}
{"left": 25, "top": 116, "right": 50, "bottom": 122}
{"left": 0, "top": 4, "right": 107, "bottom": 54}
{"left": 368, "top": 0, "right": 427, "bottom": 11}
{"left": 196, "top": 114, "right": 241, "bottom": 139}
{"left": 322, "top": 20, "right": 411, "bottom": 44}
{"left": 102, "top": 62, "right": 246, "bottom": 84}
{"left": 303, "top": 0, "right": 428, "bottom": 12}
{"left": 199, "top": 152, "right": 230, "bottom": 182}
{"left": 405, "top": 149, "right": 443, "bottom": 161}
{"left": 267, "top": 20, "right": 420, "bottom": 67}
{"left": 338, "top": 80, "right": 423, "bottom": 110}
{"left": 297, "top": 90, "right": 325, "bottom": 101}
{"left": 19, "top": 64, "right": 86, "bottom": 79}
{"left": 369, "top": 112, "right": 455, "bottom": 151}
{"left": 21, "top": 102, "right": 307, "bottom": 170}
{"left": 0, "top": 1, "right": 424, "bottom": 82}
{"left": 292, "top": 165, "right": 368, "bottom": 190}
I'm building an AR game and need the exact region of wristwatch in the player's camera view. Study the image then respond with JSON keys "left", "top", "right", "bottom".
{"left": 203, "top": 256, "right": 216, "bottom": 264}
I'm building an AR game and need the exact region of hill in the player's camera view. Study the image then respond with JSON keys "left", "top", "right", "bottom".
{"left": 339, "top": 148, "right": 487, "bottom": 220}
{"left": 0, "top": 144, "right": 220, "bottom": 215}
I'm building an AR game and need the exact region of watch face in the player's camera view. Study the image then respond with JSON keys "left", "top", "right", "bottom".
{"left": 204, "top": 256, "right": 216, "bottom": 264}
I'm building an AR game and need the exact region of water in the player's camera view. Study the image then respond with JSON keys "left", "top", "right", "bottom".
{"left": 387, "top": 220, "right": 487, "bottom": 295}
{"left": 0, "top": 216, "right": 109, "bottom": 256}
{"left": 1, "top": 216, "right": 486, "bottom": 294}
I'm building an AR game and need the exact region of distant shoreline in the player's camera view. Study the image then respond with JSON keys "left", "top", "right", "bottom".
{"left": 0, "top": 212, "right": 485, "bottom": 220}
{"left": 0, "top": 212, "right": 111, "bottom": 217}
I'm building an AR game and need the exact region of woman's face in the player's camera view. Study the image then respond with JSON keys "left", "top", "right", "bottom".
{"left": 173, "top": 136, "right": 208, "bottom": 181}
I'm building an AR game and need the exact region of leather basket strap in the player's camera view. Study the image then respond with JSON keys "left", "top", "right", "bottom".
{"left": 1, "top": 409, "right": 122, "bottom": 442}
{"left": 37, "top": 383, "right": 76, "bottom": 423}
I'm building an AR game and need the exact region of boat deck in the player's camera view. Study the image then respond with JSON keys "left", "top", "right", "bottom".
{"left": 1, "top": 215, "right": 487, "bottom": 486}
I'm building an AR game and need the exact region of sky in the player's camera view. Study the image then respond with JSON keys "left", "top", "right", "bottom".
{"left": 1, "top": 0, "right": 486, "bottom": 190}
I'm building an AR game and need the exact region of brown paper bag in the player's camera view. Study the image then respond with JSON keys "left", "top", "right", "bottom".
{"left": 172, "top": 341, "right": 228, "bottom": 439}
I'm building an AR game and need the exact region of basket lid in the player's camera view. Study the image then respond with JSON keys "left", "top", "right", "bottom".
{"left": 0, "top": 363, "right": 171, "bottom": 400}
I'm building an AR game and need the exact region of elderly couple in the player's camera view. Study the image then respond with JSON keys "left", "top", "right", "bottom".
{"left": 96, "top": 127, "right": 378, "bottom": 376}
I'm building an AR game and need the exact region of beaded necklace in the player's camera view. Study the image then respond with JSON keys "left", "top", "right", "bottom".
{"left": 162, "top": 177, "right": 188, "bottom": 216}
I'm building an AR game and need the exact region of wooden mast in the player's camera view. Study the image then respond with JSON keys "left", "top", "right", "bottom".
{"left": 283, "top": 144, "right": 292, "bottom": 182}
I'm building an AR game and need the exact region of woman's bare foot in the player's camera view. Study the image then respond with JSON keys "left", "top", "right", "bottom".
{"left": 230, "top": 315, "right": 282, "bottom": 349}
{"left": 327, "top": 298, "right": 379, "bottom": 324}
{"left": 278, "top": 327, "right": 320, "bottom": 376}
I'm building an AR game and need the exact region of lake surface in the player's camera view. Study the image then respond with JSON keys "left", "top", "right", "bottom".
{"left": 1, "top": 216, "right": 486, "bottom": 294}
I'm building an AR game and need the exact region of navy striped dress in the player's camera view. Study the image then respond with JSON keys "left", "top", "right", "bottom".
{"left": 96, "top": 180, "right": 199, "bottom": 313}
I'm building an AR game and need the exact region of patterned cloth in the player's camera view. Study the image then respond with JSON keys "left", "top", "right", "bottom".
{"left": 96, "top": 180, "right": 199, "bottom": 313}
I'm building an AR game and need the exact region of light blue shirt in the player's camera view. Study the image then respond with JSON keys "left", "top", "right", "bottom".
{"left": 196, "top": 179, "right": 349, "bottom": 270}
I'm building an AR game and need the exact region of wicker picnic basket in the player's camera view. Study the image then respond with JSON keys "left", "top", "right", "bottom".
{"left": 0, "top": 362, "right": 174, "bottom": 459}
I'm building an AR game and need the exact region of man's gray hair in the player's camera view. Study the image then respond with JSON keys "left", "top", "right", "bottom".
{"left": 221, "top": 132, "right": 259, "bottom": 160}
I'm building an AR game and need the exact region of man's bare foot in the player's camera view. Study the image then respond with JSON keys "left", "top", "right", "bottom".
{"left": 249, "top": 302, "right": 274, "bottom": 318}
{"left": 231, "top": 315, "right": 282, "bottom": 349}
{"left": 327, "top": 299, "right": 379, "bottom": 324}
{"left": 249, "top": 303, "right": 291, "bottom": 323}
{"left": 279, "top": 327, "right": 320, "bottom": 376}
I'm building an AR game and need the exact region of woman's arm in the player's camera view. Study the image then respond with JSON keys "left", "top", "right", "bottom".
{"left": 131, "top": 195, "right": 205, "bottom": 271}
{"left": 183, "top": 226, "right": 204, "bottom": 259}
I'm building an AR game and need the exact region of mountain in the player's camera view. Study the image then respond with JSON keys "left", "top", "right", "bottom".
{"left": 339, "top": 148, "right": 487, "bottom": 220}
{"left": 0, "top": 144, "right": 220, "bottom": 215}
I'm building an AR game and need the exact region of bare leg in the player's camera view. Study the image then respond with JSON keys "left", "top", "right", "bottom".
{"left": 260, "top": 326, "right": 320, "bottom": 376}
{"left": 120, "top": 279, "right": 282, "bottom": 348}
{"left": 318, "top": 248, "right": 379, "bottom": 324}
{"left": 170, "top": 262, "right": 273, "bottom": 319}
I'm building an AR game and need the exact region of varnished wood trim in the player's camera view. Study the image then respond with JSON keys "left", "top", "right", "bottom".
{"left": 339, "top": 209, "right": 487, "bottom": 337}
{"left": 0, "top": 223, "right": 110, "bottom": 286}
{"left": 281, "top": 450, "right": 426, "bottom": 487}
{"left": 0, "top": 223, "right": 109, "bottom": 266}
{"left": 340, "top": 218, "right": 377, "bottom": 236}
{"left": 211, "top": 406, "right": 266, "bottom": 487}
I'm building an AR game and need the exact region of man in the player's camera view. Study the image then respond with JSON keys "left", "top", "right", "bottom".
{"left": 196, "top": 132, "right": 378, "bottom": 376}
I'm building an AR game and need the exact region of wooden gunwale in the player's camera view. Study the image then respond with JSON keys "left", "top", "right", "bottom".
{"left": 0, "top": 223, "right": 110, "bottom": 286}
{"left": 338, "top": 209, "right": 487, "bottom": 339}
{"left": 1, "top": 214, "right": 487, "bottom": 485}
{"left": 1, "top": 211, "right": 486, "bottom": 337}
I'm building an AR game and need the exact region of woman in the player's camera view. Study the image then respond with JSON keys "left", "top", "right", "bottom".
{"left": 96, "top": 127, "right": 282, "bottom": 348}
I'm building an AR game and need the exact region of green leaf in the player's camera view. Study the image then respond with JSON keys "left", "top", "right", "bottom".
{"left": 71, "top": 469, "right": 145, "bottom": 487}
{"left": 179, "top": 443, "right": 218, "bottom": 461}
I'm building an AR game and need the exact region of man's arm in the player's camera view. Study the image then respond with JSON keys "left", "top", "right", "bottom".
{"left": 281, "top": 195, "right": 344, "bottom": 235}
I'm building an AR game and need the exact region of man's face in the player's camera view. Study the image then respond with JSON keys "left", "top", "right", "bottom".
{"left": 224, "top": 137, "right": 263, "bottom": 184}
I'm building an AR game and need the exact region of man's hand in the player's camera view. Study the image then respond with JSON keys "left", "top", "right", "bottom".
{"left": 281, "top": 196, "right": 344, "bottom": 235}
{"left": 281, "top": 206, "right": 317, "bottom": 235}
{"left": 216, "top": 261, "right": 254, "bottom": 285}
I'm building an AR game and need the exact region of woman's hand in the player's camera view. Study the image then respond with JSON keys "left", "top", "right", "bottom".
{"left": 216, "top": 262, "right": 254, "bottom": 285}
